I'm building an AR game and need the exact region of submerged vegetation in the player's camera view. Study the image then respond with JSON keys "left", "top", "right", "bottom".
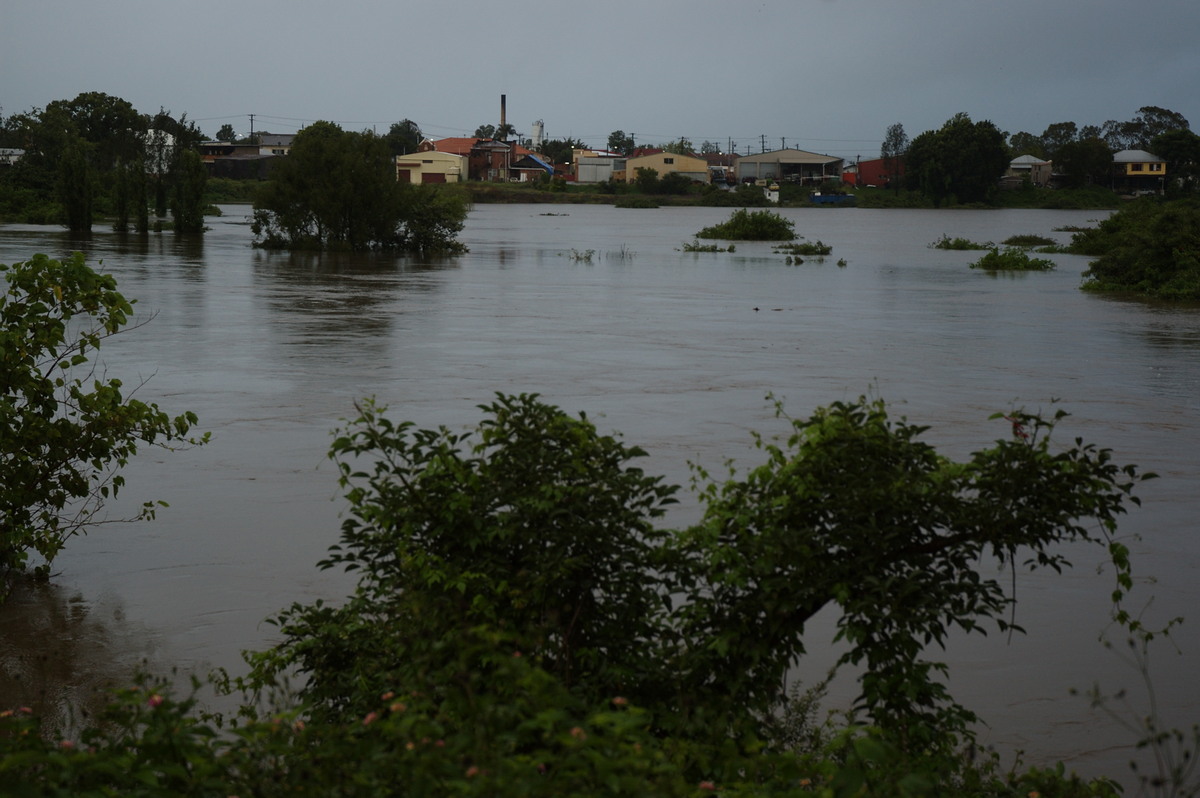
{"left": 930, "top": 235, "right": 993, "bottom": 250}
{"left": 1073, "top": 198, "right": 1200, "bottom": 300}
{"left": 696, "top": 208, "right": 796, "bottom": 240}
{"left": 969, "top": 247, "right": 1057, "bottom": 271}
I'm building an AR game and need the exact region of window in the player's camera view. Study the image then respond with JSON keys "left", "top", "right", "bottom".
{"left": 1150, "top": 163, "right": 1163, "bottom": 172}
{"left": 664, "top": 157, "right": 674, "bottom": 164}
{"left": 1130, "top": 163, "right": 1144, "bottom": 172}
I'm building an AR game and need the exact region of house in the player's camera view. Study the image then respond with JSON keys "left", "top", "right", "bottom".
{"left": 735, "top": 149, "right": 843, "bottom": 184}
{"left": 0, "top": 148, "right": 24, "bottom": 167}
{"left": 395, "top": 150, "right": 467, "bottom": 184}
{"left": 510, "top": 153, "right": 554, "bottom": 182}
{"left": 257, "top": 133, "right": 295, "bottom": 156}
{"left": 1000, "top": 154, "right": 1052, "bottom": 189}
{"left": 420, "top": 137, "right": 540, "bottom": 181}
{"left": 1112, "top": 149, "right": 1166, "bottom": 194}
{"left": 622, "top": 151, "right": 709, "bottom": 184}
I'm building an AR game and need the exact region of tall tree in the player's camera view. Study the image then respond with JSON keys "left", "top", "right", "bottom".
{"left": 1040, "top": 121, "right": 1078, "bottom": 160}
{"left": 251, "top": 121, "right": 468, "bottom": 252}
{"left": 881, "top": 122, "right": 909, "bottom": 189}
{"left": 1006, "top": 131, "right": 1045, "bottom": 159}
{"left": 607, "top": 130, "right": 635, "bottom": 155}
{"left": 57, "top": 139, "right": 93, "bottom": 232}
{"left": 215, "top": 123, "right": 237, "bottom": 143}
{"left": 170, "top": 149, "right": 208, "bottom": 234}
{"left": 905, "top": 113, "right": 1008, "bottom": 206}
{"left": 539, "top": 137, "right": 585, "bottom": 166}
{"left": 661, "top": 137, "right": 694, "bottom": 155}
{"left": 1055, "top": 137, "right": 1112, "bottom": 188}
{"left": 1150, "top": 128, "right": 1200, "bottom": 194}
{"left": 384, "top": 119, "right": 422, "bottom": 155}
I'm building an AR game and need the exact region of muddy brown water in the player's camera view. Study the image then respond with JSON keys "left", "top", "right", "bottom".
{"left": 2, "top": 203, "right": 1198, "bottom": 785}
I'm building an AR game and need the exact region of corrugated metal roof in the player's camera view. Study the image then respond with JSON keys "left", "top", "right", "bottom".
{"left": 1113, "top": 149, "right": 1164, "bottom": 163}
{"left": 737, "top": 148, "right": 841, "bottom": 165}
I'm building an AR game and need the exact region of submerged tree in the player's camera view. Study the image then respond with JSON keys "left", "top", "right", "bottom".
{"left": 251, "top": 121, "right": 469, "bottom": 252}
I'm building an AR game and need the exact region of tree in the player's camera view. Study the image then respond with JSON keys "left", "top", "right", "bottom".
{"left": 251, "top": 121, "right": 469, "bottom": 252}
{"left": 384, "top": 119, "right": 422, "bottom": 155}
{"left": 700, "top": 140, "right": 721, "bottom": 155}
{"left": 170, "top": 149, "right": 208, "bottom": 234}
{"left": 661, "top": 137, "right": 695, "bottom": 155}
{"left": 538, "top": 136, "right": 585, "bottom": 166}
{"left": 633, "top": 166, "right": 660, "bottom": 194}
{"left": 607, "top": 130, "right": 635, "bottom": 155}
{"left": 57, "top": 138, "right": 94, "bottom": 232}
{"left": 1007, "top": 131, "right": 1045, "bottom": 159}
{"left": 905, "top": 113, "right": 1008, "bottom": 206}
{"left": 472, "top": 122, "right": 515, "bottom": 141}
{"left": 1151, "top": 128, "right": 1200, "bottom": 194}
{"left": 215, "top": 123, "right": 237, "bottom": 143}
{"left": 880, "top": 122, "right": 909, "bottom": 189}
{"left": 244, "top": 392, "right": 1146, "bottom": 755}
{"left": 44, "top": 92, "right": 145, "bottom": 173}
{"left": 1, "top": 254, "right": 207, "bottom": 585}
{"left": 1040, "top": 121, "right": 1078, "bottom": 160}
{"left": 1055, "top": 137, "right": 1112, "bottom": 188}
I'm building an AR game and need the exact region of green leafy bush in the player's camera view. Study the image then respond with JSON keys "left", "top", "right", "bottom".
{"left": 0, "top": 254, "right": 208, "bottom": 582}
{"left": 969, "top": 247, "right": 1056, "bottom": 271}
{"left": 0, "top": 394, "right": 1152, "bottom": 794}
{"left": 1074, "top": 198, "right": 1200, "bottom": 299}
{"left": 696, "top": 208, "right": 796, "bottom": 240}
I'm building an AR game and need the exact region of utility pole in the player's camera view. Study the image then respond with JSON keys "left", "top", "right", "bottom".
{"left": 760, "top": 134, "right": 766, "bottom": 153}
{"left": 248, "top": 113, "right": 255, "bottom": 142}
{"left": 781, "top": 137, "right": 786, "bottom": 150}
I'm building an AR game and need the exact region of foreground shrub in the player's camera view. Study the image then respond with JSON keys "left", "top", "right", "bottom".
{"left": 1, "top": 254, "right": 208, "bottom": 581}
{"left": 0, "top": 393, "right": 1153, "bottom": 794}
{"left": 696, "top": 208, "right": 796, "bottom": 240}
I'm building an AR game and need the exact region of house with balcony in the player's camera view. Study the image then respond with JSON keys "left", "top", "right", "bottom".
{"left": 1112, "top": 149, "right": 1166, "bottom": 194}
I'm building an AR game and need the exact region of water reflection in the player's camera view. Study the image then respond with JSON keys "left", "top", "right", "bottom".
{"left": 0, "top": 576, "right": 159, "bottom": 734}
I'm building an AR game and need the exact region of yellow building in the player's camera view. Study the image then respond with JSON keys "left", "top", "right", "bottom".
{"left": 622, "top": 151, "right": 709, "bottom": 183}
{"left": 395, "top": 151, "right": 467, "bottom": 184}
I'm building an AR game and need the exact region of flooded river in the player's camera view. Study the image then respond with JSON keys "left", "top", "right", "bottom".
{"left": 2, "top": 202, "right": 1198, "bottom": 783}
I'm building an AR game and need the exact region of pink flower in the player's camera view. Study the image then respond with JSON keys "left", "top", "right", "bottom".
{"left": 570, "top": 726, "right": 587, "bottom": 740}
{"left": 147, "top": 695, "right": 164, "bottom": 709}
{"left": 389, "top": 701, "right": 407, "bottom": 713}
{"left": 466, "top": 765, "right": 480, "bottom": 778}
{"left": 59, "top": 740, "right": 75, "bottom": 750}
{"left": 612, "top": 696, "right": 628, "bottom": 706}
{"left": 380, "top": 691, "right": 395, "bottom": 701}
{"left": 699, "top": 781, "right": 716, "bottom": 791}
{"left": 363, "top": 711, "right": 379, "bottom": 725}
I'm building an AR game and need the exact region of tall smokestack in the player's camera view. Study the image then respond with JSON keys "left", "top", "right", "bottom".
{"left": 500, "top": 94, "right": 507, "bottom": 141}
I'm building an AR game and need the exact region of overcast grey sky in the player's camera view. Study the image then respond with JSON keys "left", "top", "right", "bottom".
{"left": 3, "top": 0, "right": 1197, "bottom": 159}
